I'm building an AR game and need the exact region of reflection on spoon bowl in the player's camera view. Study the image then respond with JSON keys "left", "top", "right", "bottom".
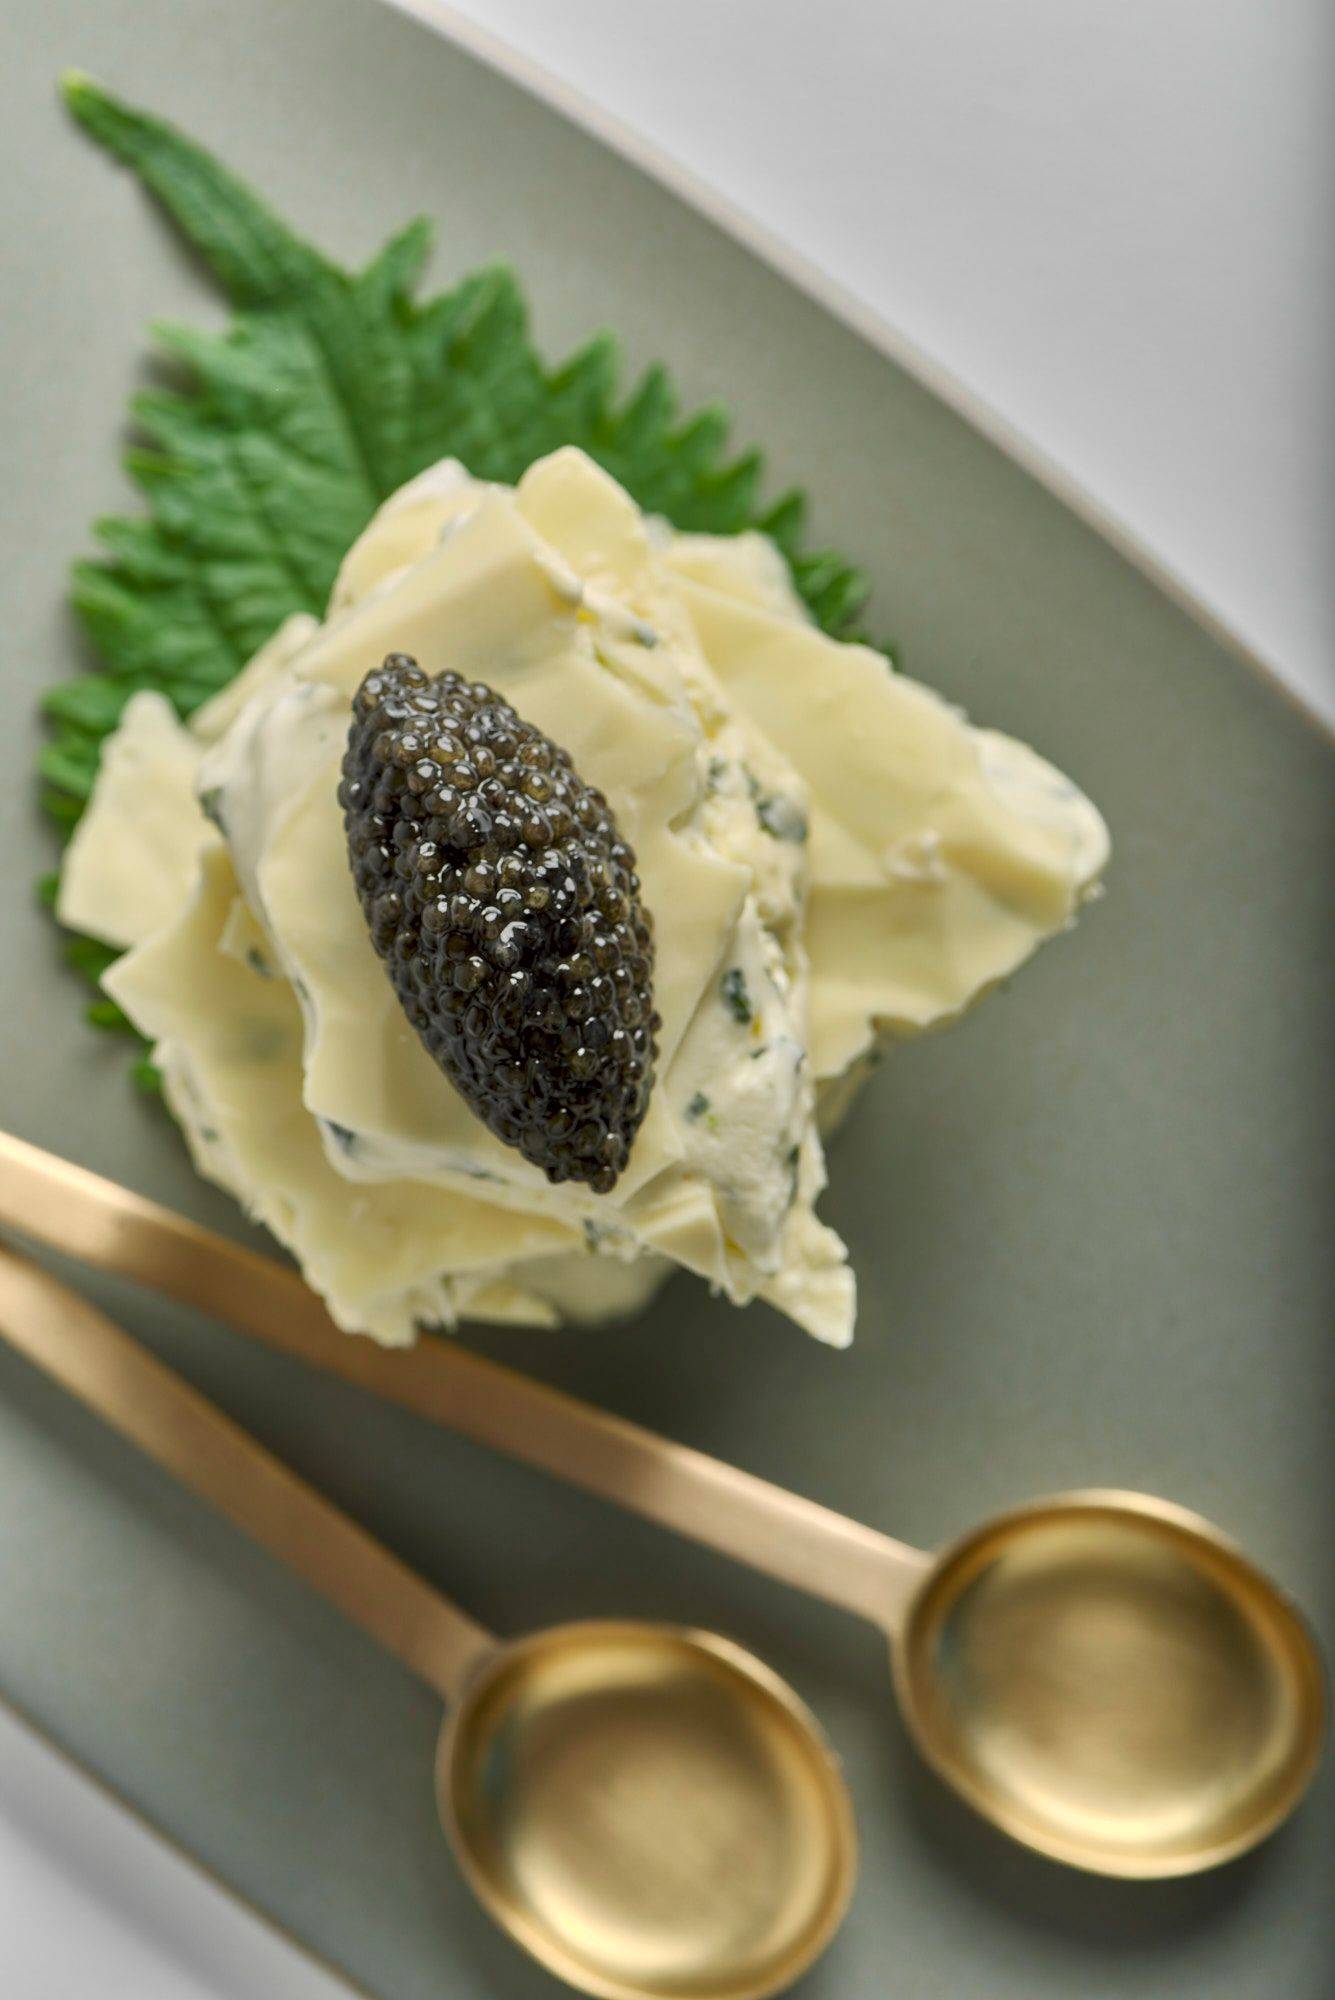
{"left": 441, "top": 1621, "right": 855, "bottom": 2000}
{"left": 894, "top": 1492, "right": 1325, "bottom": 1877}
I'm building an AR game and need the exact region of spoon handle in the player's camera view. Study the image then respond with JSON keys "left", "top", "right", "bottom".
{"left": 0, "top": 1244, "right": 493, "bottom": 1705}
{"left": 0, "top": 1132, "right": 929, "bottom": 1630}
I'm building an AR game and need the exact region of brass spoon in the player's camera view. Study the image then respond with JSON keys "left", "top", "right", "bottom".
{"left": 0, "top": 1244, "right": 856, "bottom": 2000}
{"left": 0, "top": 1132, "right": 1325, "bottom": 1878}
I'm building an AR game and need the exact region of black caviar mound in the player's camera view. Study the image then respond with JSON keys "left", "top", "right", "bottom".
{"left": 339, "top": 654, "right": 658, "bottom": 1193}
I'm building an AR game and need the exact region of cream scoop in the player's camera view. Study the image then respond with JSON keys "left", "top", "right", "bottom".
{"left": 61, "top": 448, "right": 1108, "bottom": 1348}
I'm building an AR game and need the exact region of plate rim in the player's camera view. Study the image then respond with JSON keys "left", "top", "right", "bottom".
{"left": 0, "top": 1683, "right": 370, "bottom": 1999}
{"left": 382, "top": 0, "right": 1331, "bottom": 745}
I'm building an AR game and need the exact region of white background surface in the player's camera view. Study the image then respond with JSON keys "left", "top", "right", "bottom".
{"left": 434, "top": 0, "right": 1335, "bottom": 721}
{"left": 5, "top": 3, "right": 1331, "bottom": 1997}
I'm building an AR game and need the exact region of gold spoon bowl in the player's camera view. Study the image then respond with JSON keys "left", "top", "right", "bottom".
{"left": 893, "top": 1492, "right": 1324, "bottom": 1876}
{"left": 442, "top": 1622, "right": 854, "bottom": 2000}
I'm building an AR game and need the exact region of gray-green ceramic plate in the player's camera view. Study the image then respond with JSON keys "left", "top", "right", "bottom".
{"left": 1, "top": 2, "right": 1331, "bottom": 1996}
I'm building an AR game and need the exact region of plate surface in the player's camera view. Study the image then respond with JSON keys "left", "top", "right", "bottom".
{"left": 1, "top": 2, "right": 1331, "bottom": 1996}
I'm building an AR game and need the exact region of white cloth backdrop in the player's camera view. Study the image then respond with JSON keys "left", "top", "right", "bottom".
{"left": 424, "top": 0, "right": 1335, "bottom": 721}
{"left": 6, "top": 4, "right": 1330, "bottom": 1996}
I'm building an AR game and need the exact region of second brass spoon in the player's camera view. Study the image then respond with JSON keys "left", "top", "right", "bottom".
{"left": 0, "top": 1242, "right": 855, "bottom": 2000}
{"left": 0, "top": 1131, "right": 1324, "bottom": 1879}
